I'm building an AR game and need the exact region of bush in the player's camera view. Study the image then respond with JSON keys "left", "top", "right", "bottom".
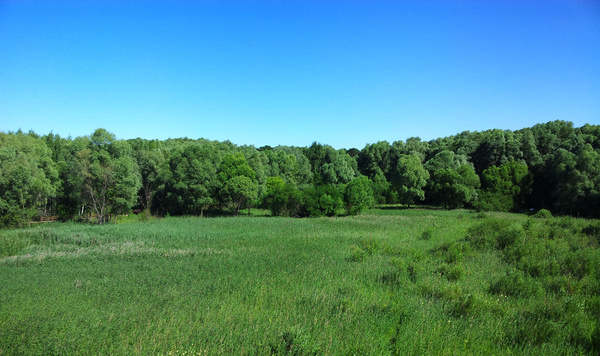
{"left": 475, "top": 190, "right": 513, "bottom": 212}
{"left": 431, "top": 241, "right": 469, "bottom": 264}
{"left": 465, "top": 219, "right": 523, "bottom": 250}
{"left": 264, "top": 177, "right": 303, "bottom": 217}
{"left": 344, "top": 176, "right": 374, "bottom": 215}
{"left": 302, "top": 185, "right": 344, "bottom": 217}
{"left": 533, "top": 209, "right": 553, "bottom": 219}
{"left": 582, "top": 221, "right": 600, "bottom": 246}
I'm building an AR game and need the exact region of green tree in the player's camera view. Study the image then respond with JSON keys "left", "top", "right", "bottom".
{"left": 222, "top": 176, "right": 258, "bottom": 216}
{"left": 547, "top": 145, "right": 600, "bottom": 217}
{"left": 264, "top": 176, "right": 286, "bottom": 216}
{"left": 263, "top": 147, "right": 313, "bottom": 187}
{"left": 264, "top": 176, "right": 302, "bottom": 216}
{"left": 357, "top": 141, "right": 393, "bottom": 179}
{"left": 402, "top": 137, "right": 429, "bottom": 162}
{"left": 531, "top": 120, "right": 576, "bottom": 156}
{"left": 218, "top": 152, "right": 256, "bottom": 182}
{"left": 393, "top": 154, "right": 429, "bottom": 207}
{"left": 370, "top": 170, "right": 393, "bottom": 204}
{"left": 0, "top": 132, "right": 59, "bottom": 227}
{"left": 517, "top": 128, "right": 543, "bottom": 168}
{"left": 344, "top": 176, "right": 374, "bottom": 215}
{"left": 157, "top": 141, "right": 222, "bottom": 217}
{"left": 240, "top": 146, "right": 268, "bottom": 204}
{"left": 302, "top": 185, "right": 344, "bottom": 217}
{"left": 53, "top": 136, "right": 90, "bottom": 218}
{"left": 429, "top": 165, "right": 480, "bottom": 209}
{"left": 74, "top": 129, "right": 141, "bottom": 224}
{"left": 449, "top": 131, "right": 478, "bottom": 160}
{"left": 305, "top": 143, "right": 357, "bottom": 185}
{"left": 135, "top": 147, "right": 165, "bottom": 218}
{"left": 218, "top": 152, "right": 258, "bottom": 215}
{"left": 477, "top": 162, "right": 532, "bottom": 212}
{"left": 580, "top": 123, "right": 600, "bottom": 151}
{"left": 425, "top": 150, "right": 468, "bottom": 172}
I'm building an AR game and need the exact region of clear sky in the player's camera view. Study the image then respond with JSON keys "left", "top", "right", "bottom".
{"left": 1, "top": 0, "right": 599, "bottom": 149}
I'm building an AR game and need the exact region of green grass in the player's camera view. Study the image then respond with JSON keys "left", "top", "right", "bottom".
{"left": 1, "top": 209, "right": 599, "bottom": 354}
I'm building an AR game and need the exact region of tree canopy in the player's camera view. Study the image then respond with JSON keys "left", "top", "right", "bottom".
{"left": 1, "top": 120, "right": 598, "bottom": 227}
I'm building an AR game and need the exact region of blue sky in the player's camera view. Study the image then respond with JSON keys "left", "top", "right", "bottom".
{"left": 1, "top": 0, "right": 599, "bottom": 149}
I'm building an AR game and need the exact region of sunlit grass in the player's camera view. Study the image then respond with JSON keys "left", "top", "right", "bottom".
{"left": 1, "top": 208, "right": 598, "bottom": 354}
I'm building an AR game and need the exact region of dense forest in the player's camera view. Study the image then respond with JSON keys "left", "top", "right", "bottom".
{"left": 1, "top": 120, "right": 599, "bottom": 227}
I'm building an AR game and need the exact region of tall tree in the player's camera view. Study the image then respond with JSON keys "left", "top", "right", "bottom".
{"left": 135, "top": 146, "right": 165, "bottom": 217}
{"left": 157, "top": 141, "right": 221, "bottom": 216}
{"left": 547, "top": 145, "right": 600, "bottom": 217}
{"left": 471, "top": 129, "right": 518, "bottom": 174}
{"left": 344, "top": 176, "right": 374, "bottom": 215}
{"left": 393, "top": 154, "right": 429, "bottom": 207}
{"left": 428, "top": 165, "right": 480, "bottom": 209}
{"left": 222, "top": 176, "right": 258, "bottom": 216}
{"left": 263, "top": 147, "right": 313, "bottom": 187}
{"left": 74, "top": 129, "right": 141, "bottom": 224}
{"left": 425, "top": 150, "right": 468, "bottom": 172}
{"left": 305, "top": 143, "right": 357, "bottom": 185}
{"left": 357, "top": 141, "right": 393, "bottom": 179}
{"left": 402, "top": 137, "right": 429, "bottom": 162}
{"left": 218, "top": 152, "right": 258, "bottom": 215}
{"left": 477, "top": 162, "right": 532, "bottom": 212}
{"left": 0, "top": 132, "right": 59, "bottom": 227}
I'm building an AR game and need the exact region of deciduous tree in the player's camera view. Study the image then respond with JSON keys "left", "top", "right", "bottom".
{"left": 392, "top": 154, "right": 429, "bottom": 207}
{"left": 0, "top": 132, "right": 59, "bottom": 226}
{"left": 74, "top": 129, "right": 141, "bottom": 224}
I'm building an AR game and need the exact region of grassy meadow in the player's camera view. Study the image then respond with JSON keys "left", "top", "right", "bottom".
{"left": 1, "top": 208, "right": 599, "bottom": 355}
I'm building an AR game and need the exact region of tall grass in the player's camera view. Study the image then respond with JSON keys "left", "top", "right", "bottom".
{"left": 0, "top": 209, "right": 598, "bottom": 354}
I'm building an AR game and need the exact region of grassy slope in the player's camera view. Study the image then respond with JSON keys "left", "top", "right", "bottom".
{"left": 0, "top": 209, "right": 598, "bottom": 355}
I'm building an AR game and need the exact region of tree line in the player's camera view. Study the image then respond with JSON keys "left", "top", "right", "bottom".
{"left": 1, "top": 120, "right": 599, "bottom": 227}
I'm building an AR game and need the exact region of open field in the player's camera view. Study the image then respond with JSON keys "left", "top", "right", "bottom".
{"left": 1, "top": 209, "right": 599, "bottom": 355}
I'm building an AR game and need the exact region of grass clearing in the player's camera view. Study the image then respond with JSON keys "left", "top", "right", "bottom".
{"left": 1, "top": 209, "right": 599, "bottom": 354}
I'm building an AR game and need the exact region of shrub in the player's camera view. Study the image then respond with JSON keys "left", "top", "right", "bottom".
{"left": 344, "top": 176, "right": 374, "bottom": 215}
{"left": 582, "top": 221, "right": 600, "bottom": 246}
{"left": 475, "top": 190, "right": 513, "bottom": 212}
{"left": 533, "top": 209, "right": 553, "bottom": 219}
{"left": 505, "top": 297, "right": 596, "bottom": 350}
{"left": 522, "top": 218, "right": 533, "bottom": 231}
{"left": 264, "top": 177, "right": 303, "bottom": 217}
{"left": 302, "top": 185, "right": 344, "bottom": 217}
{"left": 465, "top": 219, "right": 523, "bottom": 250}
